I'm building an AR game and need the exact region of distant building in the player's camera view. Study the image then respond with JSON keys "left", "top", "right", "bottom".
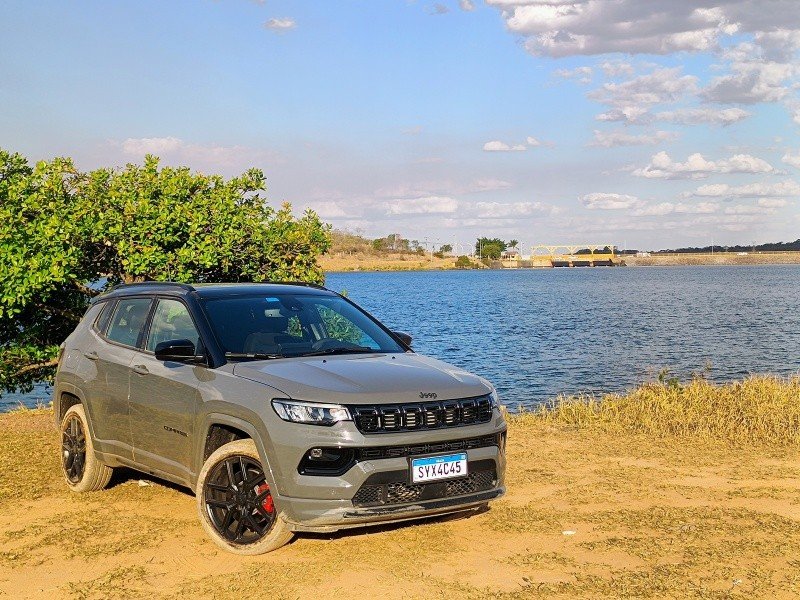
{"left": 501, "top": 248, "right": 521, "bottom": 260}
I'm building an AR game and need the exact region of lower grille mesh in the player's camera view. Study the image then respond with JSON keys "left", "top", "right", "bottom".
{"left": 352, "top": 467, "right": 497, "bottom": 508}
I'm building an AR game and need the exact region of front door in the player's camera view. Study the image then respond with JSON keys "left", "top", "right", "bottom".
{"left": 128, "top": 298, "right": 203, "bottom": 481}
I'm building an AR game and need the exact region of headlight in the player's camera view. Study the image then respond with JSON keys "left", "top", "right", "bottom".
{"left": 489, "top": 388, "right": 500, "bottom": 409}
{"left": 272, "top": 399, "right": 352, "bottom": 426}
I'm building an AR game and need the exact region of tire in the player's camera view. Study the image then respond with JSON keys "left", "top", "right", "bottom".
{"left": 196, "top": 439, "right": 293, "bottom": 555}
{"left": 60, "top": 404, "right": 113, "bottom": 492}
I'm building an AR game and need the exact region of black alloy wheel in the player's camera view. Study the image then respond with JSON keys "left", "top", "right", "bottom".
{"left": 62, "top": 414, "right": 87, "bottom": 484}
{"left": 203, "top": 455, "right": 276, "bottom": 545}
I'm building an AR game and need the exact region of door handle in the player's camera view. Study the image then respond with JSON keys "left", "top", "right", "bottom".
{"left": 132, "top": 364, "right": 149, "bottom": 375}
{"left": 84, "top": 351, "right": 99, "bottom": 361}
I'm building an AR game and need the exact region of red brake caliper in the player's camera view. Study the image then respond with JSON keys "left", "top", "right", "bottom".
{"left": 255, "top": 483, "right": 275, "bottom": 514}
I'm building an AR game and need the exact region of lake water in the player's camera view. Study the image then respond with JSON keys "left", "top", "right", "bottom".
{"left": 5, "top": 265, "right": 799, "bottom": 412}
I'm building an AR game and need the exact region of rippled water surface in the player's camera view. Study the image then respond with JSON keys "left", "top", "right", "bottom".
{"left": 5, "top": 266, "right": 799, "bottom": 412}
{"left": 328, "top": 266, "right": 800, "bottom": 410}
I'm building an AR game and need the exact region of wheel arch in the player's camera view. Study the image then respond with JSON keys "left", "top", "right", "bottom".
{"left": 194, "top": 413, "right": 276, "bottom": 493}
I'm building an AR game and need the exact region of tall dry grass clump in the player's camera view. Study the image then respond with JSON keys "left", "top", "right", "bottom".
{"left": 524, "top": 375, "right": 800, "bottom": 445}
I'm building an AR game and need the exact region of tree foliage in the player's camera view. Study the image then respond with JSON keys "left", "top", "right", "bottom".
{"left": 0, "top": 150, "right": 331, "bottom": 394}
{"left": 475, "top": 237, "right": 507, "bottom": 260}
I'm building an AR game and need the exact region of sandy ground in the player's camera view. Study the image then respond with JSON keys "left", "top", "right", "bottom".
{"left": 1, "top": 411, "right": 799, "bottom": 599}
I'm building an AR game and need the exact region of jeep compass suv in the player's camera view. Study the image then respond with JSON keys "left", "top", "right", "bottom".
{"left": 54, "top": 281, "right": 507, "bottom": 554}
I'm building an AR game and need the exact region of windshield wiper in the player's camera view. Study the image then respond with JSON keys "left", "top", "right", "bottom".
{"left": 224, "top": 352, "right": 283, "bottom": 361}
{"left": 299, "top": 347, "right": 380, "bottom": 358}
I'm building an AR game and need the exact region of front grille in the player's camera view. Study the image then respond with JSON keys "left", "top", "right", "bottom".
{"left": 351, "top": 460, "right": 498, "bottom": 508}
{"left": 355, "top": 433, "right": 503, "bottom": 461}
{"left": 350, "top": 395, "right": 494, "bottom": 434}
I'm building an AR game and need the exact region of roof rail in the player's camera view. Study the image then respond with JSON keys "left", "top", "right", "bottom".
{"left": 107, "top": 281, "right": 196, "bottom": 293}
{"left": 270, "top": 281, "right": 329, "bottom": 290}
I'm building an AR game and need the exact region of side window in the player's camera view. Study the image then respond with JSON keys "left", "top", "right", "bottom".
{"left": 94, "top": 300, "right": 115, "bottom": 333}
{"left": 105, "top": 298, "right": 153, "bottom": 348}
{"left": 315, "top": 304, "right": 380, "bottom": 349}
{"left": 146, "top": 299, "right": 201, "bottom": 352}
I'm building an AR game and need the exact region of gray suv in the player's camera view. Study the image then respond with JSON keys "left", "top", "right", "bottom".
{"left": 54, "top": 281, "right": 507, "bottom": 554}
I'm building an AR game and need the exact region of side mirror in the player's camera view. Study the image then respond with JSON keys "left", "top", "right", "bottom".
{"left": 154, "top": 339, "right": 197, "bottom": 362}
{"left": 393, "top": 331, "right": 412, "bottom": 347}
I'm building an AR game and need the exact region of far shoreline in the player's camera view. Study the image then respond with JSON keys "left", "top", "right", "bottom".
{"left": 322, "top": 251, "right": 800, "bottom": 273}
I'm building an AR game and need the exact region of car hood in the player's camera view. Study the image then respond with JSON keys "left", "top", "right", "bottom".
{"left": 232, "top": 352, "right": 491, "bottom": 404}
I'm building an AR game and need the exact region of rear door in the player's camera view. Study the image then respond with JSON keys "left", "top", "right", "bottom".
{"left": 91, "top": 297, "right": 154, "bottom": 459}
{"left": 128, "top": 297, "right": 203, "bottom": 481}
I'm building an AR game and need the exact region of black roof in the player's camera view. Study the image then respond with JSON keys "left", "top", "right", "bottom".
{"left": 96, "top": 281, "right": 333, "bottom": 302}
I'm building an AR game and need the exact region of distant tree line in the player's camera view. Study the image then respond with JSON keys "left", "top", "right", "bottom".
{"left": 656, "top": 240, "right": 800, "bottom": 254}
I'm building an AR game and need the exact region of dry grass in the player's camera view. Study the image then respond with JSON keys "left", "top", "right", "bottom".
{"left": 1, "top": 378, "right": 800, "bottom": 598}
{"left": 524, "top": 375, "right": 800, "bottom": 446}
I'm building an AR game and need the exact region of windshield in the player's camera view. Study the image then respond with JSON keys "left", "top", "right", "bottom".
{"left": 201, "top": 293, "right": 406, "bottom": 360}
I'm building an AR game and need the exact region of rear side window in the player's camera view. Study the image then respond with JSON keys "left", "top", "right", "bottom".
{"left": 105, "top": 298, "right": 153, "bottom": 348}
{"left": 94, "top": 301, "right": 115, "bottom": 333}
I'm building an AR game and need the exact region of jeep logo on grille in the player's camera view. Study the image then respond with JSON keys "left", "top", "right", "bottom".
{"left": 419, "top": 392, "right": 438, "bottom": 399}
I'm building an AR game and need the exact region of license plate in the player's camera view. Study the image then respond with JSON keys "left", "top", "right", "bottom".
{"left": 411, "top": 453, "right": 468, "bottom": 484}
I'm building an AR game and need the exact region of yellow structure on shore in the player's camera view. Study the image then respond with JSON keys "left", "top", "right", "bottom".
{"left": 529, "top": 244, "right": 624, "bottom": 268}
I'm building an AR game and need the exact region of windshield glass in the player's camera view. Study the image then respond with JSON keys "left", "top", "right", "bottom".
{"left": 202, "top": 293, "right": 406, "bottom": 359}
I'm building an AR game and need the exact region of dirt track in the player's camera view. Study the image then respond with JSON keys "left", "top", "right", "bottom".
{"left": 1, "top": 410, "right": 799, "bottom": 599}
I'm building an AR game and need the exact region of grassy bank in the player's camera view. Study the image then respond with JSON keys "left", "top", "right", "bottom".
{"left": 320, "top": 252, "right": 457, "bottom": 272}
{"left": 1, "top": 376, "right": 799, "bottom": 598}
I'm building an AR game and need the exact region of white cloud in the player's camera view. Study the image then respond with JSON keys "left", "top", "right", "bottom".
{"left": 401, "top": 125, "right": 424, "bottom": 135}
{"left": 757, "top": 197, "right": 789, "bottom": 208}
{"left": 473, "top": 201, "right": 552, "bottom": 218}
{"left": 469, "top": 178, "right": 514, "bottom": 192}
{"left": 686, "top": 180, "right": 800, "bottom": 199}
{"left": 312, "top": 202, "right": 349, "bottom": 218}
{"left": 483, "top": 136, "right": 542, "bottom": 152}
{"left": 782, "top": 151, "right": 800, "bottom": 169}
{"left": 633, "top": 201, "right": 719, "bottom": 216}
{"left": 589, "top": 129, "right": 678, "bottom": 147}
{"left": 118, "top": 136, "right": 266, "bottom": 168}
{"left": 488, "top": 1, "right": 742, "bottom": 57}
{"left": 264, "top": 17, "right": 296, "bottom": 31}
{"left": 483, "top": 140, "right": 527, "bottom": 152}
{"left": 600, "top": 61, "right": 634, "bottom": 78}
{"left": 581, "top": 192, "right": 642, "bottom": 210}
{"left": 554, "top": 66, "right": 593, "bottom": 84}
{"left": 589, "top": 67, "right": 698, "bottom": 109}
{"left": 754, "top": 29, "right": 800, "bottom": 62}
{"left": 703, "top": 60, "right": 796, "bottom": 104}
{"left": 595, "top": 106, "right": 650, "bottom": 124}
{"left": 121, "top": 136, "right": 183, "bottom": 155}
{"left": 387, "top": 196, "right": 459, "bottom": 214}
{"left": 654, "top": 107, "right": 751, "bottom": 126}
{"left": 459, "top": 0, "right": 476, "bottom": 11}
{"left": 587, "top": 67, "right": 698, "bottom": 123}
{"left": 430, "top": 3, "right": 449, "bottom": 15}
{"left": 632, "top": 151, "right": 777, "bottom": 179}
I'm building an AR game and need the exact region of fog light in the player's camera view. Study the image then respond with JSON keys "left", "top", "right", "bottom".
{"left": 310, "top": 448, "right": 323, "bottom": 459}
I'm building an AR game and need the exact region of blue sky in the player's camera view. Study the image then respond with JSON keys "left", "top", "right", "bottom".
{"left": 2, "top": 1, "right": 799, "bottom": 250}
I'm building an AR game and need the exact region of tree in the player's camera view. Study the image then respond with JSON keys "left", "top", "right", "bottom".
{"left": 439, "top": 244, "right": 453, "bottom": 254}
{"left": 508, "top": 239, "right": 518, "bottom": 249}
{"left": 0, "top": 150, "right": 331, "bottom": 394}
{"left": 475, "top": 237, "right": 506, "bottom": 260}
{"left": 455, "top": 255, "right": 475, "bottom": 269}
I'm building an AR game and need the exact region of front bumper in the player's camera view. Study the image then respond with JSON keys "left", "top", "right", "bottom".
{"left": 262, "top": 414, "right": 507, "bottom": 533}
{"left": 284, "top": 487, "right": 505, "bottom": 533}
